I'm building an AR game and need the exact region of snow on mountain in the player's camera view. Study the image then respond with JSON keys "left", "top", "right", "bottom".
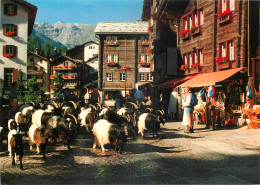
{"left": 31, "top": 22, "right": 97, "bottom": 49}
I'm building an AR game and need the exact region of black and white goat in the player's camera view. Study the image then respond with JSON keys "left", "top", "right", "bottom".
{"left": 8, "top": 129, "right": 24, "bottom": 169}
{"left": 137, "top": 110, "right": 165, "bottom": 138}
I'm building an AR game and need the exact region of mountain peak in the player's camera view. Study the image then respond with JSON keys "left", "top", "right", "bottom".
{"left": 32, "top": 22, "right": 97, "bottom": 49}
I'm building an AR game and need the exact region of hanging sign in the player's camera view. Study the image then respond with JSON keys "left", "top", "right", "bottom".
{"left": 139, "top": 68, "right": 150, "bottom": 72}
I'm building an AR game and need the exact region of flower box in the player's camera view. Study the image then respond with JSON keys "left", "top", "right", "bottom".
{"left": 139, "top": 61, "right": 150, "bottom": 67}
{"left": 120, "top": 65, "right": 131, "bottom": 71}
{"left": 105, "top": 41, "right": 117, "bottom": 46}
{"left": 189, "top": 67, "right": 200, "bottom": 74}
{"left": 7, "top": 12, "right": 16, "bottom": 16}
{"left": 179, "top": 30, "right": 190, "bottom": 40}
{"left": 218, "top": 61, "right": 230, "bottom": 70}
{"left": 219, "top": 10, "right": 232, "bottom": 25}
{"left": 4, "top": 54, "right": 14, "bottom": 58}
{"left": 5, "top": 32, "right": 15, "bottom": 37}
{"left": 190, "top": 26, "right": 202, "bottom": 37}
{"left": 105, "top": 61, "right": 118, "bottom": 66}
{"left": 141, "top": 41, "right": 149, "bottom": 46}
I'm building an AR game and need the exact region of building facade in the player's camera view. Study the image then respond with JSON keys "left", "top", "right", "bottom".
{"left": 27, "top": 52, "right": 49, "bottom": 92}
{"left": 94, "top": 22, "right": 149, "bottom": 103}
{"left": 142, "top": 0, "right": 259, "bottom": 106}
{"left": 0, "top": 0, "right": 37, "bottom": 95}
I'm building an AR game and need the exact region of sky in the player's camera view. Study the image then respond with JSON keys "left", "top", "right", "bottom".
{"left": 26, "top": 0, "right": 144, "bottom": 25}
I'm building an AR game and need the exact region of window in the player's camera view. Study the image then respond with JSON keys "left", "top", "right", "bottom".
{"left": 141, "top": 36, "right": 149, "bottom": 42}
{"left": 104, "top": 54, "right": 119, "bottom": 63}
{"left": 189, "top": 52, "right": 193, "bottom": 68}
{"left": 139, "top": 55, "right": 150, "bottom": 62}
{"left": 4, "top": 4, "right": 17, "bottom": 16}
{"left": 4, "top": 68, "right": 13, "bottom": 86}
{"left": 3, "top": 24, "right": 17, "bottom": 36}
{"left": 106, "top": 36, "right": 117, "bottom": 42}
{"left": 147, "top": 73, "right": 153, "bottom": 81}
{"left": 106, "top": 73, "right": 112, "bottom": 81}
{"left": 3, "top": 45, "right": 16, "bottom": 57}
{"left": 189, "top": 15, "right": 192, "bottom": 30}
{"left": 120, "top": 73, "right": 126, "bottom": 81}
{"left": 219, "top": 40, "right": 235, "bottom": 61}
{"left": 220, "top": 0, "right": 235, "bottom": 13}
{"left": 199, "top": 8, "right": 204, "bottom": 25}
{"left": 139, "top": 73, "right": 153, "bottom": 81}
{"left": 198, "top": 49, "right": 204, "bottom": 66}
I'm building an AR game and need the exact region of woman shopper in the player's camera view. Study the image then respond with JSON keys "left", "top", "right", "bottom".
{"left": 168, "top": 88, "right": 178, "bottom": 120}
{"left": 182, "top": 87, "right": 195, "bottom": 133}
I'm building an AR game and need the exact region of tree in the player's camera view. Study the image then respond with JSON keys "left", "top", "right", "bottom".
{"left": 27, "top": 75, "right": 40, "bottom": 102}
{"left": 17, "top": 69, "right": 26, "bottom": 103}
{"left": 28, "top": 35, "right": 42, "bottom": 54}
{"left": 53, "top": 72, "right": 65, "bottom": 100}
{"left": 41, "top": 41, "right": 54, "bottom": 59}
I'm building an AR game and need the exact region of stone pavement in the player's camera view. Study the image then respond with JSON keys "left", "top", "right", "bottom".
{"left": 1, "top": 121, "right": 260, "bottom": 184}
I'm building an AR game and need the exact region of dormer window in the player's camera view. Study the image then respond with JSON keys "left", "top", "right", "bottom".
{"left": 4, "top": 4, "right": 17, "bottom": 16}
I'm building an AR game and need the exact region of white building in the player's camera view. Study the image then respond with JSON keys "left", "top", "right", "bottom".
{"left": 0, "top": 0, "right": 37, "bottom": 94}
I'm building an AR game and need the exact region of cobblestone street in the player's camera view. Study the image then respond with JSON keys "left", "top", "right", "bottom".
{"left": 1, "top": 121, "right": 260, "bottom": 184}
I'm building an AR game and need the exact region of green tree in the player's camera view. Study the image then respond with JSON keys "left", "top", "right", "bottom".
{"left": 53, "top": 72, "right": 65, "bottom": 99}
{"left": 27, "top": 75, "right": 39, "bottom": 102}
{"left": 41, "top": 41, "right": 54, "bottom": 59}
{"left": 17, "top": 69, "right": 26, "bottom": 103}
{"left": 28, "top": 35, "right": 42, "bottom": 54}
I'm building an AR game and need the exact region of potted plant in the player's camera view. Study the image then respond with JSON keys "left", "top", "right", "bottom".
{"left": 190, "top": 63, "right": 201, "bottom": 73}
{"left": 120, "top": 65, "right": 131, "bottom": 71}
{"left": 5, "top": 31, "right": 15, "bottom": 37}
{"left": 179, "top": 65, "right": 188, "bottom": 74}
{"left": 216, "top": 55, "right": 231, "bottom": 69}
{"left": 179, "top": 30, "right": 190, "bottom": 40}
{"left": 218, "top": 9, "right": 232, "bottom": 25}
{"left": 4, "top": 54, "right": 14, "bottom": 58}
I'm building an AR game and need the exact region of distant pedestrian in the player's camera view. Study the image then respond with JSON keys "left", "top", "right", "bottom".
{"left": 168, "top": 88, "right": 178, "bottom": 120}
{"left": 8, "top": 82, "right": 18, "bottom": 119}
{"left": 84, "top": 88, "right": 91, "bottom": 106}
{"left": 134, "top": 87, "right": 145, "bottom": 108}
{"left": 90, "top": 88, "right": 100, "bottom": 105}
{"left": 114, "top": 90, "right": 122, "bottom": 110}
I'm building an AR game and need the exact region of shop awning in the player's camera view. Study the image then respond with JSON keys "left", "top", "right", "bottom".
{"left": 159, "top": 74, "right": 198, "bottom": 88}
{"left": 178, "top": 67, "right": 245, "bottom": 87}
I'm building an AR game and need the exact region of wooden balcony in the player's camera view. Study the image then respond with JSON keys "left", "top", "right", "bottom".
{"left": 27, "top": 70, "right": 44, "bottom": 75}
{"left": 219, "top": 13, "right": 232, "bottom": 26}
{"left": 63, "top": 75, "right": 76, "bottom": 79}
{"left": 119, "top": 82, "right": 132, "bottom": 88}
{"left": 53, "top": 66, "right": 74, "bottom": 70}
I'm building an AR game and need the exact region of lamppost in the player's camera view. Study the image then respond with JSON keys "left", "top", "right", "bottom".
{"left": 117, "top": 36, "right": 127, "bottom": 102}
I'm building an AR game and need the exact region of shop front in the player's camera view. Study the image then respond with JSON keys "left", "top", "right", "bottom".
{"left": 178, "top": 67, "right": 249, "bottom": 129}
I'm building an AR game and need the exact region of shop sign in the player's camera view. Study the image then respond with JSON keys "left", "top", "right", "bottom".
{"left": 139, "top": 68, "right": 150, "bottom": 72}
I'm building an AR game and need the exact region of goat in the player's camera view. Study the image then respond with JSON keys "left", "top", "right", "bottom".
{"left": 92, "top": 119, "right": 127, "bottom": 154}
{"left": 138, "top": 110, "right": 165, "bottom": 138}
{"left": 28, "top": 124, "right": 49, "bottom": 159}
{"left": 8, "top": 130, "right": 24, "bottom": 169}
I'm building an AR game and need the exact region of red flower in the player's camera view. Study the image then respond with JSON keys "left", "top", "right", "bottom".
{"left": 195, "top": 63, "right": 201, "bottom": 67}
{"left": 6, "top": 32, "right": 15, "bottom": 37}
{"left": 147, "top": 48, "right": 151, "bottom": 54}
{"left": 147, "top": 25, "right": 150, "bottom": 32}
{"left": 178, "top": 30, "right": 184, "bottom": 35}
{"left": 216, "top": 57, "right": 223, "bottom": 64}
{"left": 4, "top": 54, "right": 14, "bottom": 58}
{"left": 124, "top": 65, "right": 131, "bottom": 71}
{"left": 191, "top": 63, "right": 196, "bottom": 68}
{"left": 50, "top": 85, "right": 53, "bottom": 88}
{"left": 179, "top": 65, "right": 187, "bottom": 71}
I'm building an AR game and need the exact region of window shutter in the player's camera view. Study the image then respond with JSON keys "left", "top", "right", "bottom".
{"left": 201, "top": 10, "right": 204, "bottom": 25}
{"left": 219, "top": 0, "right": 222, "bottom": 13}
{"left": 14, "top": 25, "right": 18, "bottom": 36}
{"left": 200, "top": 50, "right": 204, "bottom": 66}
{"left": 222, "top": 0, "right": 226, "bottom": 12}
{"left": 230, "top": 0, "right": 235, "bottom": 11}
{"left": 195, "top": 13, "right": 198, "bottom": 25}
{"left": 185, "top": 55, "right": 187, "bottom": 65}
{"left": 4, "top": 4, "right": 8, "bottom": 15}
{"left": 13, "top": 68, "right": 18, "bottom": 82}
{"left": 195, "top": 52, "right": 198, "bottom": 63}
{"left": 230, "top": 41, "right": 234, "bottom": 60}
{"left": 3, "top": 45, "right": 6, "bottom": 56}
{"left": 219, "top": 44, "right": 222, "bottom": 57}
{"left": 226, "top": 42, "right": 229, "bottom": 58}
{"left": 227, "top": 0, "right": 230, "bottom": 10}
{"left": 14, "top": 46, "right": 17, "bottom": 57}
{"left": 3, "top": 25, "right": 7, "bottom": 35}
{"left": 14, "top": 5, "right": 17, "bottom": 15}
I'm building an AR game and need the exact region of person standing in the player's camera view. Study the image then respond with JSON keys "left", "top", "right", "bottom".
{"left": 134, "top": 87, "right": 145, "bottom": 108}
{"left": 168, "top": 88, "right": 178, "bottom": 120}
{"left": 114, "top": 90, "right": 122, "bottom": 110}
{"left": 84, "top": 88, "right": 91, "bottom": 106}
{"left": 182, "top": 87, "right": 195, "bottom": 133}
{"left": 90, "top": 88, "right": 100, "bottom": 105}
{"left": 8, "top": 82, "right": 18, "bottom": 118}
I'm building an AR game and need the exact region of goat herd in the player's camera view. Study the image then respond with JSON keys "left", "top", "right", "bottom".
{"left": 0, "top": 101, "right": 166, "bottom": 170}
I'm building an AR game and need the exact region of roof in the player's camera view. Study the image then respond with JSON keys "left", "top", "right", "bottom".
{"left": 51, "top": 55, "right": 82, "bottom": 64}
{"left": 11, "top": 0, "right": 37, "bottom": 36}
{"left": 178, "top": 67, "right": 245, "bottom": 88}
{"left": 28, "top": 52, "right": 48, "bottom": 61}
{"left": 86, "top": 55, "right": 98, "bottom": 63}
{"left": 159, "top": 74, "right": 198, "bottom": 89}
{"left": 94, "top": 22, "right": 149, "bottom": 35}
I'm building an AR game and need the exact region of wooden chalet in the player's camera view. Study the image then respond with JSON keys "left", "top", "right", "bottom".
{"left": 142, "top": 0, "right": 259, "bottom": 107}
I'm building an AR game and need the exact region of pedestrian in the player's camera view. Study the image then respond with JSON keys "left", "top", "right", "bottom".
{"left": 58, "top": 92, "right": 64, "bottom": 103}
{"left": 84, "top": 88, "right": 91, "bottom": 106}
{"left": 134, "top": 86, "right": 145, "bottom": 108}
{"left": 168, "top": 88, "right": 178, "bottom": 120}
{"left": 8, "top": 82, "right": 18, "bottom": 119}
{"left": 114, "top": 90, "right": 122, "bottom": 110}
{"left": 90, "top": 88, "right": 100, "bottom": 105}
{"left": 182, "top": 86, "right": 196, "bottom": 133}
